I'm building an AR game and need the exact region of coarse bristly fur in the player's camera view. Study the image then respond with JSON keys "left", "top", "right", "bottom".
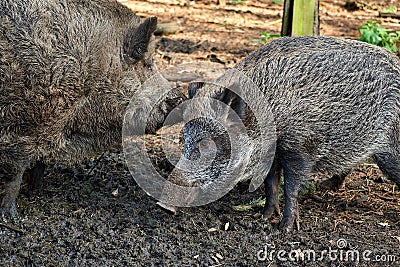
{"left": 183, "top": 36, "right": 400, "bottom": 231}
{"left": 0, "top": 0, "right": 186, "bottom": 217}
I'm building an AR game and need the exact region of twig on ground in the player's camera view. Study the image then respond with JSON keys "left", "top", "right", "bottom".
{"left": 0, "top": 222, "right": 25, "bottom": 234}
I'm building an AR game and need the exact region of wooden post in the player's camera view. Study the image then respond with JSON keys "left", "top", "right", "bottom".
{"left": 281, "top": 0, "right": 319, "bottom": 36}
{"left": 281, "top": 0, "right": 294, "bottom": 36}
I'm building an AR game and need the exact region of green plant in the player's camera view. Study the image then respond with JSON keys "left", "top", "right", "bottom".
{"left": 272, "top": 0, "right": 283, "bottom": 4}
{"left": 252, "top": 31, "right": 280, "bottom": 44}
{"left": 359, "top": 21, "right": 400, "bottom": 53}
{"left": 228, "top": 0, "right": 244, "bottom": 5}
{"left": 381, "top": 6, "right": 397, "bottom": 13}
{"left": 232, "top": 197, "right": 265, "bottom": 211}
{"left": 300, "top": 181, "right": 317, "bottom": 195}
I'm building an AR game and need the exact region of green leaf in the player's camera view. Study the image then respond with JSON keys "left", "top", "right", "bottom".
{"left": 359, "top": 21, "right": 400, "bottom": 53}
{"left": 382, "top": 6, "right": 397, "bottom": 13}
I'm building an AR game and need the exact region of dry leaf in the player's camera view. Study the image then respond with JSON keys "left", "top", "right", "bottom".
{"left": 208, "top": 227, "right": 218, "bottom": 232}
{"left": 224, "top": 222, "right": 229, "bottom": 231}
{"left": 271, "top": 218, "right": 280, "bottom": 224}
{"left": 211, "top": 255, "right": 220, "bottom": 263}
{"left": 111, "top": 188, "right": 119, "bottom": 196}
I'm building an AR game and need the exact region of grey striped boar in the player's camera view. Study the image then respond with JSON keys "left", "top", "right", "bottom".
{"left": 0, "top": 0, "right": 185, "bottom": 217}
{"left": 181, "top": 36, "right": 400, "bottom": 231}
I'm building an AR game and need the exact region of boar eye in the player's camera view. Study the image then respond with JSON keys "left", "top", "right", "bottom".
{"left": 188, "top": 146, "right": 200, "bottom": 160}
{"left": 199, "top": 138, "right": 213, "bottom": 148}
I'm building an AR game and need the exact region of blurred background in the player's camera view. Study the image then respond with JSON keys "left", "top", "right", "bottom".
{"left": 119, "top": 0, "right": 400, "bottom": 69}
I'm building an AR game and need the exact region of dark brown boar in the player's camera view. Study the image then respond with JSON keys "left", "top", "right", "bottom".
{"left": 0, "top": 0, "right": 185, "bottom": 217}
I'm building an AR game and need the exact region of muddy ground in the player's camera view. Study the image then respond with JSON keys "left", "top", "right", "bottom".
{"left": 1, "top": 0, "right": 400, "bottom": 266}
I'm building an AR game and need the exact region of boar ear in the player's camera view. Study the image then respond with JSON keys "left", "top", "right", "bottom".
{"left": 207, "top": 83, "right": 245, "bottom": 120}
{"left": 220, "top": 90, "right": 245, "bottom": 120}
{"left": 124, "top": 17, "right": 157, "bottom": 60}
{"left": 188, "top": 81, "right": 205, "bottom": 99}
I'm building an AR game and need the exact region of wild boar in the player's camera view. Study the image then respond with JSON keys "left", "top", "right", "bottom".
{"left": 0, "top": 0, "right": 185, "bottom": 217}
{"left": 178, "top": 36, "right": 400, "bottom": 231}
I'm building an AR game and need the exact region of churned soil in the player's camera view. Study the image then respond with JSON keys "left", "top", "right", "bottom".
{"left": 1, "top": 0, "right": 400, "bottom": 266}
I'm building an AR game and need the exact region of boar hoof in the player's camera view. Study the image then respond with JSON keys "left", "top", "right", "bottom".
{"left": 157, "top": 202, "right": 177, "bottom": 214}
{"left": 261, "top": 203, "right": 280, "bottom": 219}
{"left": 279, "top": 213, "right": 300, "bottom": 232}
{"left": 319, "top": 177, "right": 344, "bottom": 191}
{"left": 0, "top": 201, "right": 18, "bottom": 218}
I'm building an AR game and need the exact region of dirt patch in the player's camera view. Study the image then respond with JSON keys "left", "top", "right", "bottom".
{"left": 1, "top": 0, "right": 400, "bottom": 266}
{"left": 157, "top": 37, "right": 211, "bottom": 54}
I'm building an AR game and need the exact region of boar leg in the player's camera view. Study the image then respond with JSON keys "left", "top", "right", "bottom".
{"left": 279, "top": 154, "right": 312, "bottom": 232}
{"left": 373, "top": 152, "right": 400, "bottom": 188}
{"left": 319, "top": 171, "right": 349, "bottom": 191}
{"left": 23, "top": 161, "right": 46, "bottom": 196}
{"left": 0, "top": 147, "right": 28, "bottom": 218}
{"left": 262, "top": 159, "right": 281, "bottom": 219}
